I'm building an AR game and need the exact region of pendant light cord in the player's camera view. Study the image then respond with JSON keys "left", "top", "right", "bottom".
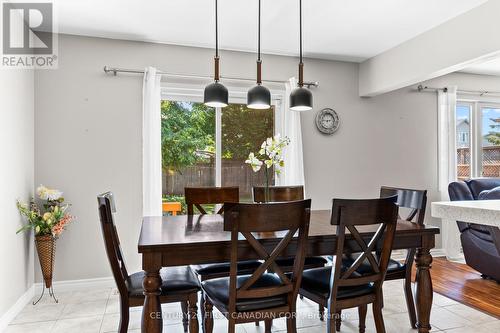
{"left": 256, "top": 0, "right": 262, "bottom": 84}
{"left": 298, "top": 0, "right": 304, "bottom": 87}
{"left": 214, "top": 0, "right": 220, "bottom": 81}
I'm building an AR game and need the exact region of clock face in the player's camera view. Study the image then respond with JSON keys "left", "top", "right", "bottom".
{"left": 315, "top": 108, "right": 340, "bottom": 135}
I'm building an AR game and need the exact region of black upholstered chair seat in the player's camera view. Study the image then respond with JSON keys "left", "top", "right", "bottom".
{"left": 201, "top": 273, "right": 288, "bottom": 312}
{"left": 275, "top": 256, "right": 328, "bottom": 269}
{"left": 300, "top": 267, "right": 374, "bottom": 299}
{"left": 342, "top": 254, "right": 405, "bottom": 275}
{"left": 192, "top": 260, "right": 261, "bottom": 276}
{"left": 128, "top": 266, "right": 201, "bottom": 297}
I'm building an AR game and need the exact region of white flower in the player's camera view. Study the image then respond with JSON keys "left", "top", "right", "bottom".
{"left": 37, "top": 185, "right": 63, "bottom": 200}
{"left": 245, "top": 153, "right": 263, "bottom": 172}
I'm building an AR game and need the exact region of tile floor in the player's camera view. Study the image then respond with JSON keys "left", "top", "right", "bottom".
{"left": 5, "top": 280, "right": 499, "bottom": 333}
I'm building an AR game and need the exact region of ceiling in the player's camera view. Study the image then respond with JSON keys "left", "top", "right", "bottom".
{"left": 462, "top": 57, "right": 500, "bottom": 76}
{"left": 55, "top": 0, "right": 488, "bottom": 62}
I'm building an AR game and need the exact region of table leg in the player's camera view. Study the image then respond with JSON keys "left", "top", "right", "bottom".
{"left": 415, "top": 245, "right": 433, "bottom": 333}
{"left": 142, "top": 254, "right": 163, "bottom": 333}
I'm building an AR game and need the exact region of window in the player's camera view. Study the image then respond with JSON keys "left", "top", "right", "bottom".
{"left": 456, "top": 101, "right": 500, "bottom": 179}
{"left": 161, "top": 87, "right": 279, "bottom": 214}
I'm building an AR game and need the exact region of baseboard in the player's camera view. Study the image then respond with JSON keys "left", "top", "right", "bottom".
{"left": 430, "top": 248, "right": 447, "bottom": 258}
{"left": 33, "top": 276, "right": 115, "bottom": 293}
{"left": 0, "top": 285, "right": 35, "bottom": 332}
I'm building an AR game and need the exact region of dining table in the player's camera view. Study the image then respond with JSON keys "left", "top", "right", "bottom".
{"left": 138, "top": 210, "right": 440, "bottom": 333}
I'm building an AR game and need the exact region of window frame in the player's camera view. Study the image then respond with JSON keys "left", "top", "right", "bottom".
{"left": 161, "top": 81, "right": 285, "bottom": 187}
{"left": 456, "top": 98, "right": 500, "bottom": 178}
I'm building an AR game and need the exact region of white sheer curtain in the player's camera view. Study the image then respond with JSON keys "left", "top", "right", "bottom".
{"left": 437, "top": 86, "right": 462, "bottom": 260}
{"left": 276, "top": 77, "right": 305, "bottom": 189}
{"left": 142, "top": 67, "right": 162, "bottom": 216}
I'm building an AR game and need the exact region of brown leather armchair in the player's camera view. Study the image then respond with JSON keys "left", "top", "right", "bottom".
{"left": 448, "top": 178, "right": 500, "bottom": 282}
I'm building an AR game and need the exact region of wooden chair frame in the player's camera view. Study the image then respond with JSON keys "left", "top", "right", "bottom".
{"left": 379, "top": 186, "right": 427, "bottom": 328}
{"left": 253, "top": 185, "right": 305, "bottom": 203}
{"left": 185, "top": 186, "right": 239, "bottom": 215}
{"left": 203, "top": 200, "right": 312, "bottom": 333}
{"left": 299, "top": 196, "right": 399, "bottom": 333}
{"left": 98, "top": 192, "right": 199, "bottom": 333}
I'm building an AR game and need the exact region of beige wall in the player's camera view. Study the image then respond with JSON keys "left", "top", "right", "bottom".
{"left": 0, "top": 69, "right": 34, "bottom": 320}
{"left": 34, "top": 34, "right": 500, "bottom": 281}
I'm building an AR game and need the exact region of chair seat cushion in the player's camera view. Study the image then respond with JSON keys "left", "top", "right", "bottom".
{"left": 275, "top": 256, "right": 328, "bottom": 268}
{"left": 301, "top": 267, "right": 374, "bottom": 299}
{"left": 191, "top": 260, "right": 262, "bottom": 276}
{"left": 342, "top": 254, "right": 405, "bottom": 275}
{"left": 478, "top": 186, "right": 500, "bottom": 200}
{"left": 201, "top": 273, "right": 288, "bottom": 312}
{"left": 128, "top": 266, "right": 200, "bottom": 297}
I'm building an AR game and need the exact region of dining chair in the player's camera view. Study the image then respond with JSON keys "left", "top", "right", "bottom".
{"left": 341, "top": 186, "right": 427, "bottom": 329}
{"left": 299, "top": 196, "right": 399, "bottom": 333}
{"left": 202, "top": 199, "right": 312, "bottom": 333}
{"left": 253, "top": 186, "right": 327, "bottom": 273}
{"left": 98, "top": 192, "right": 201, "bottom": 333}
{"left": 184, "top": 187, "right": 262, "bottom": 330}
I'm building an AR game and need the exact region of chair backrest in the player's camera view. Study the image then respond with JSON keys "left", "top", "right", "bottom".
{"left": 97, "top": 192, "right": 129, "bottom": 296}
{"left": 184, "top": 186, "right": 239, "bottom": 215}
{"left": 224, "top": 200, "right": 312, "bottom": 313}
{"left": 330, "top": 196, "right": 398, "bottom": 298}
{"left": 380, "top": 186, "right": 427, "bottom": 225}
{"left": 253, "top": 186, "right": 304, "bottom": 203}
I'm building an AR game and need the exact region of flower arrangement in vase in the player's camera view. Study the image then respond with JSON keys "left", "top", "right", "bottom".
{"left": 245, "top": 134, "right": 290, "bottom": 202}
{"left": 16, "top": 185, "right": 74, "bottom": 304}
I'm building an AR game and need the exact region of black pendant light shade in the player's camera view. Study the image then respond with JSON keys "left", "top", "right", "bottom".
{"left": 290, "top": 0, "right": 312, "bottom": 111}
{"left": 204, "top": 81, "right": 228, "bottom": 108}
{"left": 247, "top": 0, "right": 271, "bottom": 109}
{"left": 204, "top": 0, "right": 228, "bottom": 108}
{"left": 248, "top": 83, "right": 271, "bottom": 109}
{"left": 290, "top": 86, "right": 312, "bottom": 111}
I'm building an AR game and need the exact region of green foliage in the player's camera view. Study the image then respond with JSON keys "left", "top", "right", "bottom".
{"left": 161, "top": 101, "right": 215, "bottom": 172}
{"left": 486, "top": 118, "right": 500, "bottom": 145}
{"left": 221, "top": 104, "right": 274, "bottom": 160}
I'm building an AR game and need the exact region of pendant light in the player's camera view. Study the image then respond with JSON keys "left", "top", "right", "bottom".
{"left": 290, "top": 0, "right": 312, "bottom": 111}
{"left": 204, "top": 0, "right": 228, "bottom": 108}
{"left": 247, "top": 0, "right": 271, "bottom": 109}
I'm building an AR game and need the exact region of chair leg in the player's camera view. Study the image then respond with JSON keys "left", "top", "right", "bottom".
{"left": 264, "top": 319, "right": 272, "bottom": 333}
{"left": 255, "top": 321, "right": 259, "bottom": 326}
{"left": 228, "top": 318, "right": 236, "bottom": 333}
{"left": 358, "top": 305, "right": 367, "bottom": 333}
{"left": 373, "top": 298, "right": 386, "bottom": 333}
{"left": 118, "top": 297, "right": 129, "bottom": 333}
{"left": 286, "top": 316, "right": 297, "bottom": 333}
{"left": 319, "top": 304, "right": 325, "bottom": 321}
{"left": 181, "top": 301, "right": 189, "bottom": 333}
{"left": 203, "top": 297, "right": 214, "bottom": 333}
{"left": 335, "top": 310, "right": 341, "bottom": 331}
{"left": 200, "top": 291, "right": 206, "bottom": 333}
{"left": 188, "top": 294, "right": 199, "bottom": 333}
{"left": 404, "top": 275, "right": 417, "bottom": 329}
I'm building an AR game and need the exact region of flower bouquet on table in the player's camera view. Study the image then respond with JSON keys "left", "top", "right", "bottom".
{"left": 16, "top": 185, "right": 75, "bottom": 304}
{"left": 245, "top": 134, "right": 290, "bottom": 202}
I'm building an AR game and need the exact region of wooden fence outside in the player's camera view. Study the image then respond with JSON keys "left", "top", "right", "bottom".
{"left": 163, "top": 160, "right": 273, "bottom": 199}
{"left": 457, "top": 146, "right": 500, "bottom": 180}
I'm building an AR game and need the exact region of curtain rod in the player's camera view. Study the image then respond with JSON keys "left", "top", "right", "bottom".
{"left": 416, "top": 84, "right": 500, "bottom": 97}
{"left": 103, "top": 66, "right": 319, "bottom": 88}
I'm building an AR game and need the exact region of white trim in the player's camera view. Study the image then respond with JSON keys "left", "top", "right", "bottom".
{"left": 33, "top": 277, "right": 115, "bottom": 293}
{"left": 0, "top": 285, "right": 35, "bottom": 331}
{"left": 430, "top": 248, "right": 448, "bottom": 258}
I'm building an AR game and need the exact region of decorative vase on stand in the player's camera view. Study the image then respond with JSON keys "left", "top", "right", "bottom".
{"left": 34, "top": 234, "right": 58, "bottom": 305}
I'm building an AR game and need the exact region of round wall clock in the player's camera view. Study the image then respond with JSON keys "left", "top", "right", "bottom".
{"left": 315, "top": 108, "right": 340, "bottom": 135}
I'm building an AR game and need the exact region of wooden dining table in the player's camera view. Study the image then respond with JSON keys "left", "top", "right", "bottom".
{"left": 138, "top": 210, "right": 440, "bottom": 333}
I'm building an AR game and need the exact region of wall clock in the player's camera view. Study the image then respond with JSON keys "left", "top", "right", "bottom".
{"left": 315, "top": 108, "right": 340, "bottom": 135}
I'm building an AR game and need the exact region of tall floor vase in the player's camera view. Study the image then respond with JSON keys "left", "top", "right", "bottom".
{"left": 33, "top": 234, "right": 58, "bottom": 305}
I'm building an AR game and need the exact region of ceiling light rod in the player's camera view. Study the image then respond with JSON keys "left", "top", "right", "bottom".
{"left": 256, "top": 0, "right": 262, "bottom": 85}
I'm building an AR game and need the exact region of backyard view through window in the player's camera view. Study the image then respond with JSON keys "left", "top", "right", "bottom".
{"left": 161, "top": 100, "right": 274, "bottom": 214}
{"left": 456, "top": 103, "right": 500, "bottom": 179}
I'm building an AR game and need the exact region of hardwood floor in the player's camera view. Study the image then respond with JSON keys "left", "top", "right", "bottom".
{"left": 429, "top": 257, "right": 500, "bottom": 318}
